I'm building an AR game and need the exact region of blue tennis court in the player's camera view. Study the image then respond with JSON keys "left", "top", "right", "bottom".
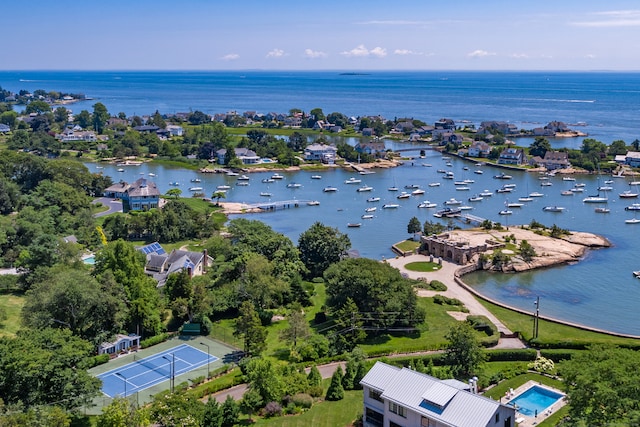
{"left": 97, "top": 344, "right": 218, "bottom": 397}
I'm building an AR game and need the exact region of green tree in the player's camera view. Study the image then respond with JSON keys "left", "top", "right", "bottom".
{"left": 307, "top": 365, "right": 322, "bottom": 387}
{"left": 92, "top": 102, "right": 109, "bottom": 133}
{"left": 298, "top": 221, "right": 351, "bottom": 279}
{"left": 211, "top": 190, "right": 226, "bottom": 206}
{"left": 444, "top": 322, "right": 486, "bottom": 379}
{"left": 25, "top": 100, "right": 51, "bottom": 115}
{"left": 149, "top": 392, "right": 204, "bottom": 427}
{"left": 234, "top": 301, "right": 267, "bottom": 356}
{"left": 97, "top": 397, "right": 149, "bottom": 427}
{"left": 0, "top": 328, "right": 101, "bottom": 409}
{"left": 279, "top": 305, "right": 311, "bottom": 347}
{"left": 74, "top": 110, "right": 92, "bottom": 129}
{"left": 518, "top": 239, "right": 536, "bottom": 262}
{"left": 287, "top": 131, "right": 307, "bottom": 152}
{"left": 423, "top": 220, "right": 446, "bottom": 235}
{"left": 243, "top": 358, "right": 284, "bottom": 404}
{"left": 407, "top": 216, "right": 422, "bottom": 234}
{"left": 240, "top": 387, "right": 263, "bottom": 421}
{"left": 562, "top": 345, "right": 640, "bottom": 425}
{"left": 202, "top": 399, "right": 224, "bottom": 427}
{"left": 608, "top": 139, "right": 628, "bottom": 156}
{"left": 528, "top": 137, "right": 551, "bottom": 158}
{"left": 221, "top": 395, "right": 240, "bottom": 427}
{"left": 325, "top": 366, "right": 345, "bottom": 401}
{"left": 166, "top": 188, "right": 182, "bottom": 199}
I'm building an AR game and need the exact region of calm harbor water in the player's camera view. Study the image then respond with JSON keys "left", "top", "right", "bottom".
{"left": 93, "top": 153, "right": 640, "bottom": 336}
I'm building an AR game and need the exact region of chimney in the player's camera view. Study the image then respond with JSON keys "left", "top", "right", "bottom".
{"left": 202, "top": 249, "right": 208, "bottom": 273}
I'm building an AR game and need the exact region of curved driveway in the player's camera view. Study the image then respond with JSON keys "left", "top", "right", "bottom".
{"left": 92, "top": 197, "right": 123, "bottom": 217}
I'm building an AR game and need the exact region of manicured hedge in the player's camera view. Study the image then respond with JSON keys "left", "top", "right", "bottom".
{"left": 81, "top": 353, "right": 110, "bottom": 369}
{"left": 466, "top": 315, "right": 498, "bottom": 336}
{"left": 140, "top": 332, "right": 172, "bottom": 348}
{"left": 540, "top": 349, "right": 582, "bottom": 362}
{"left": 484, "top": 349, "right": 537, "bottom": 362}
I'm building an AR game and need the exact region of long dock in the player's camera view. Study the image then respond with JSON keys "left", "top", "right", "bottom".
{"left": 250, "top": 199, "right": 315, "bottom": 211}
{"left": 459, "top": 213, "right": 488, "bottom": 225}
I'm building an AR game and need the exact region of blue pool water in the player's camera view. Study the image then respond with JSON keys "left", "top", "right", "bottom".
{"left": 82, "top": 256, "right": 95, "bottom": 265}
{"left": 509, "top": 386, "right": 563, "bottom": 417}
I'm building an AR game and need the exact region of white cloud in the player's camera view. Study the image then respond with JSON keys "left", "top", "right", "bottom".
{"left": 571, "top": 9, "right": 640, "bottom": 27}
{"left": 221, "top": 53, "right": 239, "bottom": 61}
{"left": 266, "top": 49, "right": 286, "bottom": 58}
{"left": 510, "top": 53, "right": 529, "bottom": 59}
{"left": 467, "top": 50, "right": 495, "bottom": 58}
{"left": 304, "top": 49, "right": 327, "bottom": 59}
{"left": 341, "top": 45, "right": 387, "bottom": 58}
{"left": 394, "top": 49, "right": 418, "bottom": 56}
{"left": 585, "top": 54, "right": 597, "bottom": 59}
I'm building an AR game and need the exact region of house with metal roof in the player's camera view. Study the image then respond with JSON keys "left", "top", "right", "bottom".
{"left": 136, "top": 242, "right": 213, "bottom": 286}
{"left": 361, "top": 362, "right": 515, "bottom": 427}
{"left": 103, "top": 178, "right": 160, "bottom": 212}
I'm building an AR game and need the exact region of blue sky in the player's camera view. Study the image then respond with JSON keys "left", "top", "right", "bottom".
{"left": 4, "top": 0, "right": 640, "bottom": 70}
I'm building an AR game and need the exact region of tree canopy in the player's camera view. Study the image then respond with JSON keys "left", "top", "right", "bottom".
{"left": 298, "top": 221, "right": 351, "bottom": 279}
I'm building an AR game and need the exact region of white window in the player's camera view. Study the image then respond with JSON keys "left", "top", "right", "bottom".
{"left": 389, "top": 402, "right": 406, "bottom": 418}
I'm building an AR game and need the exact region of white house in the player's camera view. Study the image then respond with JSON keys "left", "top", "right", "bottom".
{"left": 304, "top": 143, "right": 338, "bottom": 164}
{"left": 216, "top": 147, "right": 260, "bottom": 165}
{"left": 166, "top": 124, "right": 184, "bottom": 137}
{"left": 361, "top": 362, "right": 515, "bottom": 427}
{"left": 468, "top": 141, "right": 492, "bottom": 158}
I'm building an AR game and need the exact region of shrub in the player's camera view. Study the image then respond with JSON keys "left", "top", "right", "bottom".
{"left": 485, "top": 349, "right": 537, "bottom": 362}
{"left": 466, "top": 315, "right": 498, "bottom": 336}
{"left": 540, "top": 349, "right": 582, "bottom": 362}
{"left": 80, "top": 353, "right": 110, "bottom": 369}
{"left": 291, "top": 393, "right": 314, "bottom": 409}
{"left": 263, "top": 401, "right": 282, "bottom": 418}
{"left": 191, "top": 376, "right": 206, "bottom": 386}
{"left": 307, "top": 385, "right": 324, "bottom": 398}
{"left": 428, "top": 280, "right": 447, "bottom": 291}
{"left": 433, "top": 295, "right": 463, "bottom": 307}
{"left": 325, "top": 367, "right": 345, "bottom": 401}
{"left": 527, "top": 356, "right": 555, "bottom": 374}
{"left": 140, "top": 332, "right": 171, "bottom": 348}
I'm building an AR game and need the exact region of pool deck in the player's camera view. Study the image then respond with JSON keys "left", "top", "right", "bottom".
{"left": 502, "top": 380, "right": 567, "bottom": 426}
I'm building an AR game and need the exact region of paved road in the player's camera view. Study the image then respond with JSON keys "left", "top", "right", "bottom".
{"left": 92, "top": 197, "right": 122, "bottom": 217}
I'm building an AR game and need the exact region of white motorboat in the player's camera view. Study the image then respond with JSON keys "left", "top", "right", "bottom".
{"left": 479, "top": 190, "right": 493, "bottom": 197}
{"left": 271, "top": 173, "right": 284, "bottom": 179}
{"left": 345, "top": 177, "right": 361, "bottom": 184}
{"left": 418, "top": 201, "right": 437, "bottom": 208}
{"left": 262, "top": 178, "right": 275, "bottom": 183}
{"left": 428, "top": 182, "right": 441, "bottom": 187}
{"left": 625, "top": 218, "right": 640, "bottom": 224}
{"left": 595, "top": 207, "right": 610, "bottom": 213}
{"left": 625, "top": 203, "right": 640, "bottom": 211}
{"left": 498, "top": 209, "right": 513, "bottom": 215}
{"left": 518, "top": 196, "right": 533, "bottom": 202}
{"left": 367, "top": 197, "right": 381, "bottom": 202}
{"left": 357, "top": 185, "right": 373, "bottom": 192}
{"left": 507, "top": 202, "right": 524, "bottom": 208}
{"left": 468, "top": 195, "right": 483, "bottom": 202}
{"left": 529, "top": 192, "right": 544, "bottom": 197}
{"left": 361, "top": 214, "right": 374, "bottom": 219}
{"left": 260, "top": 192, "right": 272, "bottom": 197}
{"left": 411, "top": 189, "right": 426, "bottom": 195}
{"left": 287, "top": 182, "right": 302, "bottom": 188}
{"left": 383, "top": 203, "right": 399, "bottom": 209}
{"left": 365, "top": 207, "right": 377, "bottom": 212}
{"left": 397, "top": 192, "right": 410, "bottom": 199}
{"left": 189, "top": 187, "right": 203, "bottom": 191}
{"left": 237, "top": 175, "right": 250, "bottom": 180}
{"left": 543, "top": 206, "right": 565, "bottom": 212}
{"left": 444, "top": 198, "right": 462, "bottom": 205}
{"left": 307, "top": 200, "right": 320, "bottom": 206}
{"left": 311, "top": 175, "right": 322, "bottom": 179}
{"left": 217, "top": 185, "right": 231, "bottom": 190}
{"left": 619, "top": 190, "right": 639, "bottom": 198}
{"left": 323, "top": 186, "right": 338, "bottom": 192}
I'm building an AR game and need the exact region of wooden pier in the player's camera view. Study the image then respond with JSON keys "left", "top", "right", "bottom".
{"left": 250, "top": 199, "right": 315, "bottom": 211}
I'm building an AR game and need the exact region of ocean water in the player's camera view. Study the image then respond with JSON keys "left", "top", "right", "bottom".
{"left": 2, "top": 70, "right": 640, "bottom": 334}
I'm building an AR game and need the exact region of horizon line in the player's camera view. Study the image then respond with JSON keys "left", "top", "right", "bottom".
{"left": 1, "top": 68, "right": 639, "bottom": 73}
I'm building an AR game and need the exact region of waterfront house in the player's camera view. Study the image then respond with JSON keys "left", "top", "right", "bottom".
{"left": 468, "top": 141, "right": 492, "bottom": 158}
{"left": 361, "top": 127, "right": 374, "bottom": 137}
{"left": 304, "top": 143, "right": 337, "bottom": 164}
{"left": 498, "top": 147, "right": 525, "bottom": 165}
{"left": 284, "top": 116, "right": 303, "bottom": 127}
{"left": 166, "top": 124, "right": 184, "bottom": 137}
{"left": 133, "top": 125, "right": 160, "bottom": 134}
{"left": 103, "top": 178, "right": 160, "bottom": 212}
{"left": 55, "top": 127, "right": 97, "bottom": 142}
{"left": 355, "top": 141, "right": 387, "bottom": 158}
{"left": 478, "top": 121, "right": 519, "bottom": 136}
{"left": 537, "top": 150, "right": 570, "bottom": 170}
{"left": 394, "top": 121, "right": 415, "bottom": 134}
{"left": 434, "top": 118, "right": 456, "bottom": 130}
{"left": 216, "top": 147, "right": 260, "bottom": 165}
{"left": 136, "top": 242, "right": 213, "bottom": 285}
{"left": 544, "top": 121, "right": 570, "bottom": 133}
{"left": 361, "top": 362, "right": 515, "bottom": 427}
{"left": 621, "top": 151, "right": 640, "bottom": 167}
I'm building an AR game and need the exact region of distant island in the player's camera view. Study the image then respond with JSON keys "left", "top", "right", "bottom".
{"left": 339, "top": 72, "right": 371, "bottom": 76}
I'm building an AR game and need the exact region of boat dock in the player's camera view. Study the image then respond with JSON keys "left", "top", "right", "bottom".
{"left": 250, "top": 199, "right": 316, "bottom": 211}
{"left": 460, "top": 213, "right": 489, "bottom": 225}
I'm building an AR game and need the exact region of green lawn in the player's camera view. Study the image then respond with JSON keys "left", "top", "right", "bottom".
{"left": 0, "top": 292, "right": 25, "bottom": 337}
{"left": 404, "top": 261, "right": 442, "bottom": 272}
{"left": 395, "top": 239, "right": 421, "bottom": 252}
{"left": 252, "top": 390, "right": 362, "bottom": 427}
{"left": 478, "top": 298, "right": 640, "bottom": 345}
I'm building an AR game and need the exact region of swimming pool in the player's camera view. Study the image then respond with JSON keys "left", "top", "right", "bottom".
{"left": 82, "top": 255, "right": 95, "bottom": 265}
{"left": 509, "top": 385, "right": 563, "bottom": 417}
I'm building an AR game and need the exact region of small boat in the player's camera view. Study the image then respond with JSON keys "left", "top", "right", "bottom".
{"left": 323, "top": 186, "right": 338, "bottom": 192}
{"left": 479, "top": 190, "right": 493, "bottom": 197}
{"left": 561, "top": 190, "right": 573, "bottom": 196}
{"left": 496, "top": 187, "right": 513, "bottom": 193}
{"left": 454, "top": 181, "right": 466, "bottom": 186}
{"left": 463, "top": 179, "right": 475, "bottom": 184}
{"left": 443, "top": 171, "right": 454, "bottom": 179}
{"left": 418, "top": 201, "right": 437, "bottom": 208}
{"left": 434, "top": 207, "right": 462, "bottom": 218}
{"left": 498, "top": 209, "right": 513, "bottom": 215}
{"left": 96, "top": 166, "right": 104, "bottom": 169}
{"left": 518, "top": 196, "right": 533, "bottom": 202}
{"left": 307, "top": 200, "right": 320, "bottom": 206}
{"left": 260, "top": 192, "right": 272, "bottom": 197}
{"left": 271, "top": 173, "right": 284, "bottom": 179}
{"left": 189, "top": 187, "right": 203, "bottom": 191}
{"left": 633, "top": 271, "right": 640, "bottom": 278}
{"left": 411, "top": 189, "right": 425, "bottom": 195}
{"left": 494, "top": 173, "right": 513, "bottom": 179}
{"left": 311, "top": 175, "right": 322, "bottom": 179}
{"left": 468, "top": 195, "right": 483, "bottom": 202}
{"left": 422, "top": 163, "right": 432, "bottom": 167}
{"left": 237, "top": 175, "right": 250, "bottom": 181}
{"left": 148, "top": 173, "right": 156, "bottom": 177}
{"left": 474, "top": 170, "right": 484, "bottom": 175}
{"left": 226, "top": 171, "right": 239, "bottom": 176}
{"left": 428, "top": 182, "right": 441, "bottom": 187}
{"left": 574, "top": 183, "right": 586, "bottom": 187}
{"left": 507, "top": 202, "right": 524, "bottom": 208}
{"left": 629, "top": 181, "right": 640, "bottom": 186}
{"left": 625, "top": 218, "right": 640, "bottom": 224}
{"left": 455, "top": 186, "right": 470, "bottom": 191}
{"left": 436, "top": 169, "right": 447, "bottom": 174}
{"left": 383, "top": 203, "right": 399, "bottom": 209}
{"left": 583, "top": 195, "right": 608, "bottom": 203}
{"left": 397, "top": 192, "right": 410, "bottom": 199}
{"left": 598, "top": 186, "right": 613, "bottom": 191}
{"left": 365, "top": 207, "right": 377, "bottom": 212}
{"left": 405, "top": 184, "right": 420, "bottom": 189}
{"left": 191, "top": 178, "right": 202, "bottom": 183}
{"left": 543, "top": 206, "right": 565, "bottom": 212}
{"left": 595, "top": 207, "right": 610, "bottom": 213}
{"left": 361, "top": 214, "right": 374, "bottom": 219}
{"left": 625, "top": 204, "right": 640, "bottom": 211}
{"left": 359, "top": 170, "right": 375, "bottom": 175}
{"left": 459, "top": 205, "right": 473, "bottom": 211}
{"left": 367, "top": 197, "right": 381, "bottom": 202}
{"left": 444, "top": 198, "right": 462, "bottom": 205}
{"left": 619, "top": 190, "right": 639, "bottom": 198}
{"left": 446, "top": 162, "right": 453, "bottom": 167}
{"left": 442, "top": 156, "right": 451, "bottom": 160}
{"left": 287, "top": 182, "right": 302, "bottom": 188}
{"left": 217, "top": 185, "right": 231, "bottom": 190}
{"left": 169, "top": 181, "right": 180, "bottom": 186}
{"left": 388, "top": 186, "right": 399, "bottom": 191}
{"left": 357, "top": 185, "right": 373, "bottom": 192}
{"left": 236, "top": 181, "right": 249, "bottom": 186}
{"left": 570, "top": 187, "right": 584, "bottom": 193}
{"left": 345, "top": 177, "right": 361, "bottom": 184}
{"left": 529, "top": 192, "right": 544, "bottom": 197}
{"left": 347, "top": 223, "right": 362, "bottom": 228}
{"left": 262, "top": 178, "right": 275, "bottom": 183}
{"left": 463, "top": 166, "right": 469, "bottom": 171}
{"left": 541, "top": 181, "right": 553, "bottom": 187}
{"left": 604, "top": 180, "right": 614, "bottom": 184}
{"left": 562, "top": 176, "right": 576, "bottom": 181}
{"left": 503, "top": 183, "right": 517, "bottom": 188}
{"left": 117, "top": 168, "right": 125, "bottom": 172}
